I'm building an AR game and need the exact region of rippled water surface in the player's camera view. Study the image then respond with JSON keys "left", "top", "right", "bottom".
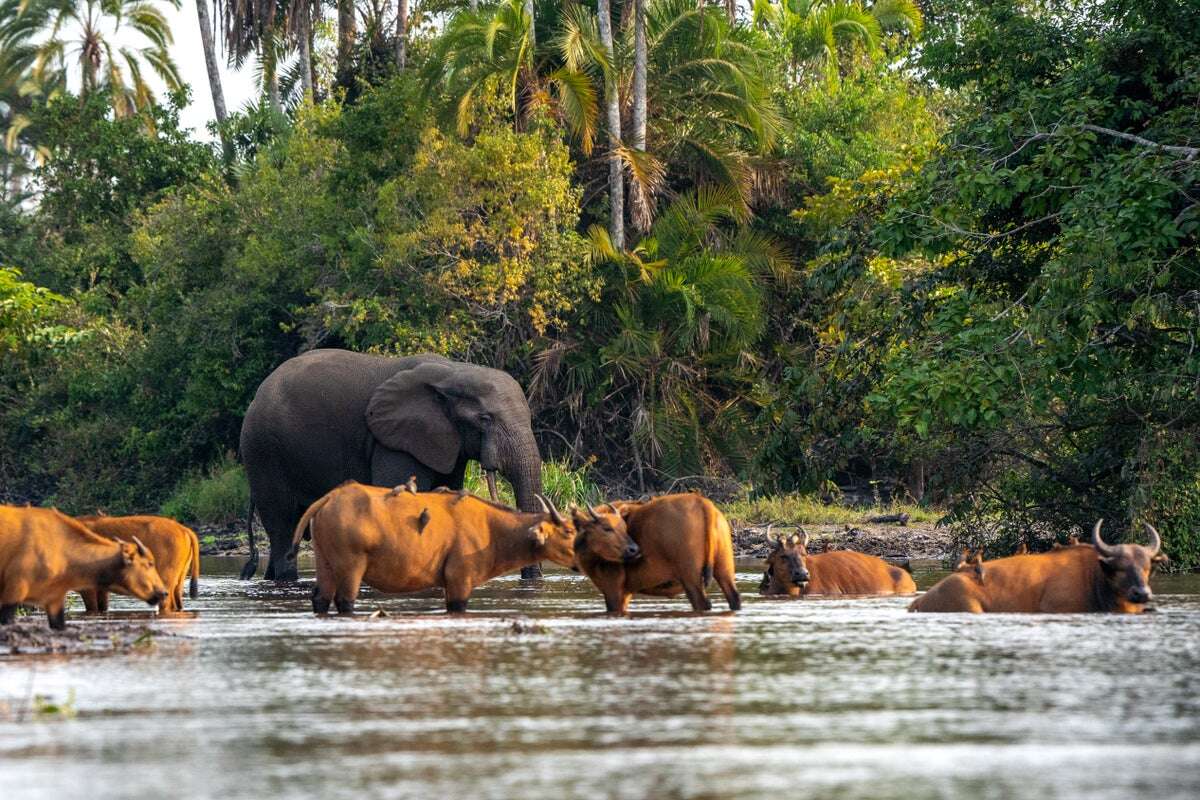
{"left": 3, "top": 557, "right": 1200, "bottom": 800}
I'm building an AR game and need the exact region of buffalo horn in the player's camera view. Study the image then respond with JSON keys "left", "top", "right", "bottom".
{"left": 131, "top": 536, "right": 150, "bottom": 558}
{"left": 1142, "top": 522, "right": 1161, "bottom": 556}
{"left": 1092, "top": 519, "right": 1117, "bottom": 557}
{"left": 537, "top": 493, "right": 565, "bottom": 525}
{"left": 587, "top": 505, "right": 601, "bottom": 522}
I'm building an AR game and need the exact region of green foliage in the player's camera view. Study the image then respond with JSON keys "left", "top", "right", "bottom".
{"left": 870, "top": 0, "right": 1200, "bottom": 564}
{"left": 722, "top": 493, "right": 940, "bottom": 526}
{"left": 3, "top": 0, "right": 1194, "bottom": 569}
{"left": 321, "top": 123, "right": 595, "bottom": 364}
{"left": 160, "top": 454, "right": 250, "bottom": 526}
{"left": 24, "top": 91, "right": 214, "bottom": 294}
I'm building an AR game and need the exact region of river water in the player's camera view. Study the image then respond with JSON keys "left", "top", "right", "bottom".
{"left": 2, "top": 557, "right": 1199, "bottom": 800}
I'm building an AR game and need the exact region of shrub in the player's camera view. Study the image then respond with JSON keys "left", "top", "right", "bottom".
{"left": 160, "top": 455, "right": 249, "bottom": 525}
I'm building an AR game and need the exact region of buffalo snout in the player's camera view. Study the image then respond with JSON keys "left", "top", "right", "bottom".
{"left": 148, "top": 590, "right": 167, "bottom": 607}
{"left": 623, "top": 543, "right": 642, "bottom": 563}
{"left": 792, "top": 569, "right": 811, "bottom": 585}
{"left": 1128, "top": 587, "right": 1152, "bottom": 604}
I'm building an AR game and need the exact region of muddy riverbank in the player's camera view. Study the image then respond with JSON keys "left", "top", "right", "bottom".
{"left": 0, "top": 616, "right": 169, "bottom": 657}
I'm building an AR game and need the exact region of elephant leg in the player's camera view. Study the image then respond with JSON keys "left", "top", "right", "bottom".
{"left": 259, "top": 499, "right": 303, "bottom": 583}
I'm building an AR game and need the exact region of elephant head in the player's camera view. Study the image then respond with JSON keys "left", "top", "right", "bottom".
{"left": 365, "top": 360, "right": 545, "bottom": 512}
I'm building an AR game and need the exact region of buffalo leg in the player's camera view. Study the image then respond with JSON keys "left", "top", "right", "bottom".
{"left": 0, "top": 604, "right": 16, "bottom": 625}
{"left": 682, "top": 581, "right": 713, "bottom": 613}
{"left": 311, "top": 584, "right": 331, "bottom": 614}
{"left": 80, "top": 589, "right": 99, "bottom": 614}
{"left": 45, "top": 598, "right": 67, "bottom": 630}
{"left": 443, "top": 561, "right": 474, "bottom": 614}
{"left": 95, "top": 590, "right": 109, "bottom": 613}
{"left": 713, "top": 561, "right": 741, "bottom": 611}
{"left": 333, "top": 559, "right": 364, "bottom": 616}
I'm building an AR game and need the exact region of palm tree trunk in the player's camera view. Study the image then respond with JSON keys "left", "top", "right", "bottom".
{"left": 265, "top": 44, "right": 282, "bottom": 114}
{"left": 523, "top": 0, "right": 535, "bottom": 48}
{"left": 632, "top": 0, "right": 646, "bottom": 150}
{"left": 299, "top": 11, "right": 314, "bottom": 98}
{"left": 194, "top": 0, "right": 228, "bottom": 123}
{"left": 337, "top": 0, "right": 357, "bottom": 89}
{"left": 725, "top": 0, "right": 736, "bottom": 24}
{"left": 596, "top": 0, "right": 624, "bottom": 250}
{"left": 395, "top": 0, "right": 408, "bottom": 70}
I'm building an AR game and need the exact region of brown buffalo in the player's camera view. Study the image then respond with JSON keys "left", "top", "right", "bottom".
{"left": 760, "top": 531, "right": 916, "bottom": 597}
{"left": 292, "top": 482, "right": 634, "bottom": 613}
{"left": 952, "top": 548, "right": 987, "bottom": 583}
{"left": 76, "top": 515, "right": 201, "bottom": 613}
{"left": 573, "top": 493, "right": 740, "bottom": 614}
{"left": 910, "top": 520, "right": 1167, "bottom": 613}
{"left": 0, "top": 505, "right": 167, "bottom": 629}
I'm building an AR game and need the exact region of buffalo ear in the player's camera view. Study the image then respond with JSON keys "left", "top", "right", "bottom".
{"left": 117, "top": 541, "right": 134, "bottom": 566}
{"left": 1152, "top": 554, "right": 1169, "bottom": 564}
{"left": 528, "top": 523, "right": 548, "bottom": 546}
{"left": 367, "top": 363, "right": 463, "bottom": 475}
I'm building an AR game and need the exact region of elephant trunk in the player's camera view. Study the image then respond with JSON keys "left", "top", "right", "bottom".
{"left": 502, "top": 432, "right": 543, "bottom": 514}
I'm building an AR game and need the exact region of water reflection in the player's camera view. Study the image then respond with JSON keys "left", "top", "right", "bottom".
{"left": 1, "top": 557, "right": 1199, "bottom": 800}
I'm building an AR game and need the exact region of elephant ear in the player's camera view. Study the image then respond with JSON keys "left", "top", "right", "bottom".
{"left": 366, "top": 364, "right": 462, "bottom": 474}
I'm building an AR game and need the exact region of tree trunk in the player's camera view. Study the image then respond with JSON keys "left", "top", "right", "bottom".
{"left": 626, "top": 0, "right": 648, "bottom": 231}
{"left": 597, "top": 0, "right": 624, "bottom": 250}
{"left": 523, "top": 0, "right": 535, "bottom": 48}
{"left": 265, "top": 44, "right": 282, "bottom": 114}
{"left": 194, "top": 0, "right": 228, "bottom": 123}
{"left": 725, "top": 0, "right": 736, "bottom": 24}
{"left": 632, "top": 0, "right": 646, "bottom": 151}
{"left": 337, "top": 0, "right": 357, "bottom": 89}
{"left": 299, "top": 11, "right": 314, "bottom": 98}
{"left": 395, "top": 0, "right": 408, "bottom": 70}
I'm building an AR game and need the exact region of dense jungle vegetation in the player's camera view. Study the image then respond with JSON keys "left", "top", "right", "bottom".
{"left": 1, "top": 0, "right": 1197, "bottom": 565}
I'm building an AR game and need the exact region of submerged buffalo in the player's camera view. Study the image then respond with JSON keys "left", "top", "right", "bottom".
{"left": 910, "top": 520, "right": 1166, "bottom": 614}
{"left": 760, "top": 531, "right": 916, "bottom": 597}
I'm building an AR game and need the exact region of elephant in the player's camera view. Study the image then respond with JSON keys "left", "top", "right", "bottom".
{"left": 239, "top": 349, "right": 545, "bottom": 581}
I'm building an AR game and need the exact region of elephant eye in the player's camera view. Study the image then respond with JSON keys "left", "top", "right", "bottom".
{"left": 478, "top": 413, "right": 493, "bottom": 425}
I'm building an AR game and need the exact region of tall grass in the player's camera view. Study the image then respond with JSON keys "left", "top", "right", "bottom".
{"left": 720, "top": 494, "right": 941, "bottom": 526}
{"left": 160, "top": 454, "right": 249, "bottom": 525}
{"left": 463, "top": 459, "right": 603, "bottom": 508}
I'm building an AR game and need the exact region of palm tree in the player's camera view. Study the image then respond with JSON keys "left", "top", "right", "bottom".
{"left": 336, "top": 0, "right": 355, "bottom": 89}
{"left": 637, "top": 0, "right": 779, "bottom": 207}
{"left": 628, "top": 0, "right": 647, "bottom": 230}
{"left": 423, "top": 0, "right": 597, "bottom": 149}
{"left": 194, "top": 0, "right": 228, "bottom": 122}
{"left": 752, "top": 0, "right": 922, "bottom": 82}
{"left": 28, "top": 0, "right": 183, "bottom": 119}
{"left": 595, "top": 0, "right": 623, "bottom": 249}
{"left": 564, "top": 185, "right": 789, "bottom": 481}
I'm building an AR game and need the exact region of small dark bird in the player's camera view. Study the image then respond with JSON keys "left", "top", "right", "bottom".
{"left": 417, "top": 508, "right": 431, "bottom": 533}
